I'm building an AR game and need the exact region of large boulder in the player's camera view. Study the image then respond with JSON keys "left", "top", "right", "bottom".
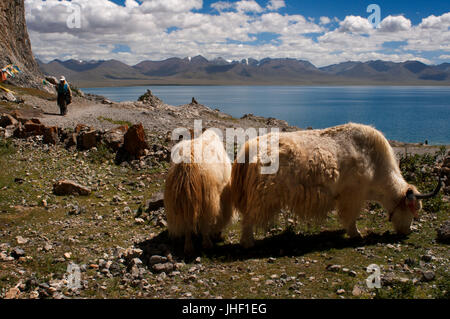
{"left": 23, "top": 120, "right": 45, "bottom": 136}
{"left": 123, "top": 124, "right": 149, "bottom": 159}
{"left": 43, "top": 126, "right": 58, "bottom": 145}
{"left": 103, "top": 125, "right": 128, "bottom": 151}
{"left": 0, "top": 113, "right": 18, "bottom": 128}
{"left": 77, "top": 129, "right": 98, "bottom": 150}
{"left": 53, "top": 180, "right": 91, "bottom": 196}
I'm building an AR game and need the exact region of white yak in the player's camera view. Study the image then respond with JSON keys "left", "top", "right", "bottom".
{"left": 164, "top": 129, "right": 233, "bottom": 255}
{"left": 231, "top": 123, "right": 442, "bottom": 248}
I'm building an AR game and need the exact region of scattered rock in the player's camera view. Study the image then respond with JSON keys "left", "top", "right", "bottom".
{"left": 436, "top": 220, "right": 450, "bottom": 244}
{"left": 352, "top": 286, "right": 362, "bottom": 296}
{"left": 77, "top": 129, "right": 98, "bottom": 150}
{"left": 146, "top": 192, "right": 165, "bottom": 212}
{"left": 123, "top": 124, "right": 149, "bottom": 159}
{"left": 149, "top": 255, "right": 167, "bottom": 265}
{"left": 153, "top": 263, "right": 174, "bottom": 274}
{"left": 103, "top": 125, "right": 128, "bottom": 151}
{"left": 11, "top": 247, "right": 25, "bottom": 259}
{"left": 0, "top": 113, "right": 18, "bottom": 128}
{"left": 53, "top": 180, "right": 91, "bottom": 196}
{"left": 326, "top": 264, "right": 342, "bottom": 272}
{"left": 16, "top": 236, "right": 28, "bottom": 244}
{"left": 4, "top": 287, "right": 20, "bottom": 299}
{"left": 336, "top": 289, "right": 345, "bottom": 295}
{"left": 422, "top": 271, "right": 435, "bottom": 282}
{"left": 43, "top": 126, "right": 59, "bottom": 145}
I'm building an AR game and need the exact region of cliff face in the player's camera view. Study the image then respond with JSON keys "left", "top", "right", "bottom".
{"left": 0, "top": 0, "right": 41, "bottom": 86}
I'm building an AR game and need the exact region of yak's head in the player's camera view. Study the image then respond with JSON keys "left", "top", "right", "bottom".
{"left": 390, "top": 175, "right": 443, "bottom": 235}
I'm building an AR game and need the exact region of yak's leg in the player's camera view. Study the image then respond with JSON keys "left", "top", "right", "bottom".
{"left": 184, "top": 232, "right": 194, "bottom": 256}
{"left": 337, "top": 199, "right": 364, "bottom": 238}
{"left": 240, "top": 216, "right": 255, "bottom": 248}
{"left": 202, "top": 233, "right": 213, "bottom": 250}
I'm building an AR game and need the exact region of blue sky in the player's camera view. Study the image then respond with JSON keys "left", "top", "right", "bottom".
{"left": 25, "top": 0, "right": 450, "bottom": 66}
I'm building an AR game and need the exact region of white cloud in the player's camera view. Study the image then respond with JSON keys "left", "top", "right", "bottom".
{"left": 378, "top": 15, "right": 411, "bottom": 32}
{"left": 235, "top": 0, "right": 263, "bottom": 13}
{"left": 267, "top": 0, "right": 285, "bottom": 11}
{"left": 211, "top": 1, "right": 234, "bottom": 12}
{"left": 23, "top": 0, "right": 450, "bottom": 67}
{"left": 319, "top": 16, "right": 331, "bottom": 25}
{"left": 338, "top": 15, "right": 373, "bottom": 34}
{"left": 419, "top": 12, "right": 450, "bottom": 29}
{"left": 140, "top": 0, "right": 203, "bottom": 13}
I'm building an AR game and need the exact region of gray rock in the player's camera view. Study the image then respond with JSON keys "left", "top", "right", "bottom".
{"left": 422, "top": 271, "right": 435, "bottom": 282}
{"left": 149, "top": 255, "right": 167, "bottom": 265}
{"left": 146, "top": 192, "right": 164, "bottom": 212}
{"left": 152, "top": 262, "right": 174, "bottom": 274}
{"left": 436, "top": 221, "right": 450, "bottom": 244}
{"left": 326, "top": 264, "right": 342, "bottom": 272}
{"left": 11, "top": 247, "right": 25, "bottom": 259}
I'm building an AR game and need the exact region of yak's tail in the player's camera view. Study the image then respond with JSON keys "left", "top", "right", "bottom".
{"left": 164, "top": 162, "right": 203, "bottom": 237}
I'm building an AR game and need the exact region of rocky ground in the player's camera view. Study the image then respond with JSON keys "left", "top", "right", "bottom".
{"left": 0, "top": 84, "right": 449, "bottom": 299}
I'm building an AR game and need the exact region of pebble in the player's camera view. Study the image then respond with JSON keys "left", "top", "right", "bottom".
{"left": 352, "top": 286, "right": 362, "bottom": 296}
{"left": 11, "top": 248, "right": 25, "bottom": 259}
{"left": 134, "top": 218, "right": 145, "bottom": 225}
{"left": 153, "top": 263, "right": 174, "bottom": 274}
{"left": 422, "top": 271, "right": 435, "bottom": 282}
{"left": 149, "top": 255, "right": 167, "bottom": 265}
{"left": 326, "top": 264, "right": 342, "bottom": 272}
{"left": 16, "top": 236, "right": 29, "bottom": 244}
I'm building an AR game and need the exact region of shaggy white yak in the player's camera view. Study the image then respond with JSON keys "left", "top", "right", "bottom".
{"left": 231, "top": 123, "right": 442, "bottom": 248}
{"left": 164, "top": 129, "right": 233, "bottom": 255}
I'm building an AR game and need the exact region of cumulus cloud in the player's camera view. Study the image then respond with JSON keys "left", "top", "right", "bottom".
{"left": 338, "top": 16, "right": 373, "bottom": 34}
{"left": 267, "top": 0, "right": 285, "bottom": 11}
{"left": 235, "top": 0, "right": 263, "bottom": 13}
{"left": 419, "top": 12, "right": 450, "bottom": 29}
{"left": 378, "top": 15, "right": 411, "bottom": 32}
{"left": 140, "top": 0, "right": 203, "bottom": 13}
{"left": 319, "top": 16, "right": 331, "bottom": 25}
{"left": 23, "top": 0, "right": 449, "bottom": 66}
{"left": 211, "top": 1, "right": 234, "bottom": 12}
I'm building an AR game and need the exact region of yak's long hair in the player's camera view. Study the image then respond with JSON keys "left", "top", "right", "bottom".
{"left": 231, "top": 123, "right": 409, "bottom": 233}
{"left": 164, "top": 130, "right": 233, "bottom": 252}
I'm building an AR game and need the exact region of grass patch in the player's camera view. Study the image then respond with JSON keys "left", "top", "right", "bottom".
{"left": 98, "top": 116, "right": 132, "bottom": 127}
{"left": 0, "top": 138, "right": 16, "bottom": 156}
{"left": 86, "top": 143, "right": 115, "bottom": 164}
{"left": 375, "top": 281, "right": 416, "bottom": 299}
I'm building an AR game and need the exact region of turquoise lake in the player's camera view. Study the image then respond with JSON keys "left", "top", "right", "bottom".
{"left": 81, "top": 86, "right": 450, "bottom": 144}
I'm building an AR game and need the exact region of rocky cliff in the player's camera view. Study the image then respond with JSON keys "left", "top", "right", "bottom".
{"left": 0, "top": 0, "right": 41, "bottom": 86}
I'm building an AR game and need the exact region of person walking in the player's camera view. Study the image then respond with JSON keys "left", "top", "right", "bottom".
{"left": 57, "top": 76, "right": 72, "bottom": 116}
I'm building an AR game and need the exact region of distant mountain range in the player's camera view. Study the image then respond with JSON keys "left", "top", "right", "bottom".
{"left": 37, "top": 55, "right": 450, "bottom": 87}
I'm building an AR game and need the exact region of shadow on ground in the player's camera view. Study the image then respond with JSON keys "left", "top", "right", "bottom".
{"left": 137, "top": 228, "right": 406, "bottom": 265}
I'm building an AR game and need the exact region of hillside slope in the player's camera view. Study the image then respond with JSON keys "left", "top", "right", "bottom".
{"left": 0, "top": 0, "right": 41, "bottom": 86}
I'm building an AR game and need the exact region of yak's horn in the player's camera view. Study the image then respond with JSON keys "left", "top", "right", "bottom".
{"left": 414, "top": 174, "right": 443, "bottom": 200}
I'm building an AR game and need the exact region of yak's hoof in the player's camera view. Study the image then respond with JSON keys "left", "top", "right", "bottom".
{"left": 240, "top": 237, "right": 255, "bottom": 249}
